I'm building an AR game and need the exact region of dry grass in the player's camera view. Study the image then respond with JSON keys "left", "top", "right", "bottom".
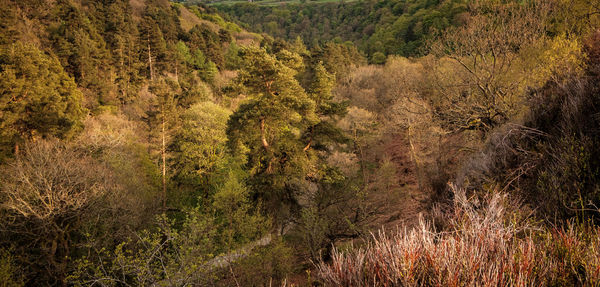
{"left": 234, "top": 31, "right": 261, "bottom": 47}
{"left": 179, "top": 6, "right": 221, "bottom": 33}
{"left": 317, "top": 187, "right": 600, "bottom": 286}
{"left": 128, "top": 0, "right": 145, "bottom": 20}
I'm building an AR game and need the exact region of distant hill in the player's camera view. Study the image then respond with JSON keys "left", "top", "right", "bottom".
{"left": 175, "top": 0, "right": 356, "bottom": 6}
{"left": 206, "top": 0, "right": 467, "bottom": 62}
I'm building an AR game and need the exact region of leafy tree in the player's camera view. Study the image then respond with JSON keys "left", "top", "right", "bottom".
{"left": 215, "top": 0, "right": 465, "bottom": 59}
{"left": 69, "top": 172, "right": 268, "bottom": 286}
{"left": 171, "top": 101, "right": 231, "bottom": 206}
{"left": 430, "top": 1, "right": 550, "bottom": 131}
{"left": 0, "top": 42, "right": 84, "bottom": 159}
{"left": 227, "top": 46, "right": 318, "bottom": 220}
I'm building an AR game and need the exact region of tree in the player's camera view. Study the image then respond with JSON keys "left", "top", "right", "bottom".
{"left": 105, "top": 0, "right": 144, "bottom": 104}
{"left": 49, "top": 0, "right": 113, "bottom": 101}
{"left": 174, "top": 41, "right": 192, "bottom": 81}
{"left": 69, "top": 171, "right": 269, "bottom": 286}
{"left": 302, "top": 61, "right": 347, "bottom": 153}
{"left": 171, "top": 101, "right": 231, "bottom": 206}
{"left": 225, "top": 41, "right": 243, "bottom": 70}
{"left": 227, "top": 46, "right": 318, "bottom": 221}
{"left": 430, "top": 1, "right": 550, "bottom": 131}
{"left": 192, "top": 49, "right": 218, "bottom": 83}
{"left": 0, "top": 139, "right": 116, "bottom": 285}
{"left": 147, "top": 78, "right": 179, "bottom": 210}
{"left": 0, "top": 42, "right": 84, "bottom": 159}
{"left": 139, "top": 17, "right": 169, "bottom": 81}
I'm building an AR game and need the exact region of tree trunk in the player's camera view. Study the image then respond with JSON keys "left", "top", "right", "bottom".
{"left": 162, "top": 105, "right": 167, "bottom": 210}
{"left": 175, "top": 64, "right": 178, "bottom": 82}
{"left": 407, "top": 124, "right": 422, "bottom": 191}
{"left": 260, "top": 118, "right": 269, "bottom": 149}
{"left": 147, "top": 33, "right": 154, "bottom": 82}
{"left": 303, "top": 127, "right": 313, "bottom": 151}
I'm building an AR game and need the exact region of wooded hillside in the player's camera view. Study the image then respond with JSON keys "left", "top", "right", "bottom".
{"left": 0, "top": 0, "right": 599, "bottom": 286}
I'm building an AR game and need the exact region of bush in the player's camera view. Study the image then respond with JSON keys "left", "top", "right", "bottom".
{"left": 0, "top": 249, "right": 23, "bottom": 287}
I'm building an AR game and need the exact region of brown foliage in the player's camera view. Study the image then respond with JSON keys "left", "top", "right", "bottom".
{"left": 318, "top": 188, "right": 600, "bottom": 287}
{"left": 0, "top": 139, "right": 116, "bottom": 285}
{"left": 430, "top": 0, "right": 551, "bottom": 131}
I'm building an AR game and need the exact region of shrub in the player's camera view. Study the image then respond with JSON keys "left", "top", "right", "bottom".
{"left": 0, "top": 249, "right": 23, "bottom": 287}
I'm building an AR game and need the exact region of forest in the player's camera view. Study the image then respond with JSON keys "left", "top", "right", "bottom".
{"left": 0, "top": 0, "right": 599, "bottom": 286}
{"left": 211, "top": 0, "right": 466, "bottom": 62}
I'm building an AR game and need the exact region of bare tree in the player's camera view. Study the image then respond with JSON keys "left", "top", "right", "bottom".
{"left": 0, "top": 139, "right": 116, "bottom": 285}
{"left": 430, "top": 0, "right": 551, "bottom": 131}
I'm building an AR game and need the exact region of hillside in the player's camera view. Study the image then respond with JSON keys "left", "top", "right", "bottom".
{"left": 177, "top": 0, "right": 359, "bottom": 6}
{"left": 1, "top": 0, "right": 600, "bottom": 286}
{"left": 211, "top": 0, "right": 466, "bottom": 62}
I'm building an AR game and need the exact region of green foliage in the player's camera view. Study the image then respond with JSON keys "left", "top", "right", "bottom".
{"left": 228, "top": 46, "right": 317, "bottom": 177}
{"left": 313, "top": 41, "right": 366, "bottom": 79}
{"left": 0, "top": 42, "right": 84, "bottom": 158}
{"left": 215, "top": 0, "right": 466, "bottom": 59}
{"left": 70, "top": 172, "right": 268, "bottom": 286}
{"left": 456, "top": 30, "right": 600, "bottom": 223}
{"left": 171, "top": 101, "right": 231, "bottom": 205}
{"left": 3, "top": 0, "right": 600, "bottom": 285}
{"left": 371, "top": 51, "right": 386, "bottom": 64}
{"left": 0, "top": 249, "right": 23, "bottom": 287}
{"left": 49, "top": 0, "right": 114, "bottom": 98}
{"left": 104, "top": 0, "right": 144, "bottom": 103}
{"left": 225, "top": 239, "right": 294, "bottom": 286}
{"left": 227, "top": 46, "right": 320, "bottom": 221}
{"left": 188, "top": 24, "right": 226, "bottom": 68}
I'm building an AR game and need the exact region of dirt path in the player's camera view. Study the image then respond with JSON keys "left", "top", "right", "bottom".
{"left": 207, "top": 234, "right": 273, "bottom": 268}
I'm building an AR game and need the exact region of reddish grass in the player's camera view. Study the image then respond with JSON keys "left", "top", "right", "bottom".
{"left": 318, "top": 188, "right": 600, "bottom": 286}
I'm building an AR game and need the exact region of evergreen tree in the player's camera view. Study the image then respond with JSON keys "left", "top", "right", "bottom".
{"left": 104, "top": 0, "right": 144, "bottom": 103}
{"left": 227, "top": 46, "right": 318, "bottom": 219}
{"left": 139, "top": 17, "right": 169, "bottom": 80}
{"left": 0, "top": 42, "right": 84, "bottom": 159}
{"left": 303, "top": 61, "right": 347, "bottom": 152}
{"left": 49, "top": 0, "right": 113, "bottom": 102}
{"left": 146, "top": 77, "right": 179, "bottom": 209}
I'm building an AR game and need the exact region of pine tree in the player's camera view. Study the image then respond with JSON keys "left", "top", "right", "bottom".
{"left": 146, "top": 77, "right": 179, "bottom": 210}
{"left": 49, "top": 0, "right": 113, "bottom": 101}
{"left": 104, "top": 0, "right": 144, "bottom": 103}
{"left": 227, "top": 46, "right": 319, "bottom": 223}
{"left": 0, "top": 42, "right": 84, "bottom": 159}
{"left": 302, "top": 61, "right": 347, "bottom": 152}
